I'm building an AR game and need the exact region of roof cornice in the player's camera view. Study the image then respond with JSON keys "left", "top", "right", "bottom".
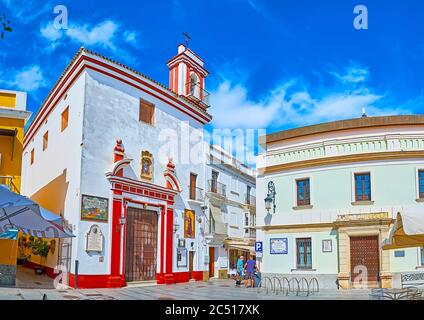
{"left": 261, "top": 115, "right": 424, "bottom": 145}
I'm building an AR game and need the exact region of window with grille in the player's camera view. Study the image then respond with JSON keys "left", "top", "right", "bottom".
{"left": 296, "top": 178, "right": 310, "bottom": 206}
{"left": 139, "top": 99, "right": 155, "bottom": 125}
{"left": 355, "top": 172, "right": 371, "bottom": 201}
{"left": 296, "top": 238, "right": 312, "bottom": 269}
{"left": 421, "top": 248, "right": 424, "bottom": 266}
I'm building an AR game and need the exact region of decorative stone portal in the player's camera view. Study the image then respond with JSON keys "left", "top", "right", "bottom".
{"left": 335, "top": 212, "right": 393, "bottom": 289}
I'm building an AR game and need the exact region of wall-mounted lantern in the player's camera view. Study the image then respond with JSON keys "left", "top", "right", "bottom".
{"left": 264, "top": 181, "right": 276, "bottom": 214}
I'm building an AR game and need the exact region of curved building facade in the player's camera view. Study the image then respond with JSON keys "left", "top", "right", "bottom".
{"left": 257, "top": 115, "right": 424, "bottom": 289}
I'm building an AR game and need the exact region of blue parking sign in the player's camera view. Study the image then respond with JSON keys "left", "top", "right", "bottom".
{"left": 255, "top": 241, "right": 263, "bottom": 252}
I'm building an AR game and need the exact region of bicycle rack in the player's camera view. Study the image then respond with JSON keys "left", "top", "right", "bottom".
{"left": 308, "top": 278, "right": 319, "bottom": 295}
{"left": 288, "top": 277, "right": 300, "bottom": 295}
{"left": 257, "top": 276, "right": 273, "bottom": 295}
{"left": 281, "top": 277, "right": 291, "bottom": 296}
{"left": 257, "top": 276, "right": 319, "bottom": 296}
{"left": 272, "top": 277, "right": 282, "bottom": 295}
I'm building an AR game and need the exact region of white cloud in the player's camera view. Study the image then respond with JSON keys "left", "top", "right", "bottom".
{"left": 0, "top": 0, "right": 51, "bottom": 23}
{"left": 210, "top": 77, "right": 410, "bottom": 130}
{"left": 331, "top": 62, "right": 370, "bottom": 84}
{"left": 123, "top": 30, "right": 138, "bottom": 45}
{"left": 40, "top": 22, "right": 62, "bottom": 41}
{"left": 66, "top": 20, "right": 118, "bottom": 49}
{"left": 39, "top": 20, "right": 139, "bottom": 60}
{"left": 0, "top": 65, "right": 47, "bottom": 92}
{"left": 210, "top": 80, "right": 281, "bottom": 129}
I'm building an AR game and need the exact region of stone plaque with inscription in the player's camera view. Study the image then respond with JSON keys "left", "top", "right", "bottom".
{"left": 86, "top": 225, "right": 104, "bottom": 252}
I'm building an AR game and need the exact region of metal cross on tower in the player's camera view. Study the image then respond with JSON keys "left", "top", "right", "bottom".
{"left": 182, "top": 32, "right": 191, "bottom": 47}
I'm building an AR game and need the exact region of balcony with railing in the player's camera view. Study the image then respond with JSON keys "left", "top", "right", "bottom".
{"left": 188, "top": 186, "right": 204, "bottom": 202}
{"left": 207, "top": 180, "right": 226, "bottom": 198}
{"left": 244, "top": 227, "right": 256, "bottom": 239}
{"left": 185, "top": 82, "right": 210, "bottom": 108}
{"left": 245, "top": 194, "right": 256, "bottom": 207}
{"left": 0, "top": 176, "right": 18, "bottom": 193}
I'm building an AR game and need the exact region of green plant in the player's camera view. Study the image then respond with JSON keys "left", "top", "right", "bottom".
{"left": 0, "top": 13, "right": 12, "bottom": 40}
{"left": 29, "top": 238, "right": 49, "bottom": 266}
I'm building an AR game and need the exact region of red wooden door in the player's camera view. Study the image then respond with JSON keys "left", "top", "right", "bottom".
{"left": 350, "top": 236, "right": 380, "bottom": 282}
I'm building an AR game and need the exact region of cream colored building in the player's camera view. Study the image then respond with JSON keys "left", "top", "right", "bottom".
{"left": 257, "top": 115, "right": 424, "bottom": 289}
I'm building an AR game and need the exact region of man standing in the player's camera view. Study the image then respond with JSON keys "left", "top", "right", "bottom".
{"left": 244, "top": 254, "right": 258, "bottom": 288}
{"left": 235, "top": 255, "right": 244, "bottom": 286}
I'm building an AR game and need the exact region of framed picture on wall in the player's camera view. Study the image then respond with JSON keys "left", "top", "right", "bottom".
{"left": 322, "top": 239, "right": 332, "bottom": 253}
{"left": 270, "top": 238, "right": 288, "bottom": 254}
{"left": 81, "top": 194, "right": 109, "bottom": 222}
{"left": 177, "top": 248, "right": 187, "bottom": 267}
{"left": 184, "top": 209, "right": 195, "bottom": 239}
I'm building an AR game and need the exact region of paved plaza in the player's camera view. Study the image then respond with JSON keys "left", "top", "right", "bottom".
{"left": 0, "top": 269, "right": 371, "bottom": 300}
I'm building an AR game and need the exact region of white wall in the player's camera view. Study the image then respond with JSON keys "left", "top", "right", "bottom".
{"left": 21, "top": 73, "right": 87, "bottom": 271}
{"left": 79, "top": 70, "right": 208, "bottom": 274}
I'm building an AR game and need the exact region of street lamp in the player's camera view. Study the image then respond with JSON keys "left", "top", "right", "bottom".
{"left": 264, "top": 181, "right": 276, "bottom": 214}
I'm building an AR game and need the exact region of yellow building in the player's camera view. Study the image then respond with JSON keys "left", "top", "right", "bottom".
{"left": 0, "top": 89, "right": 31, "bottom": 192}
{"left": 0, "top": 89, "right": 31, "bottom": 286}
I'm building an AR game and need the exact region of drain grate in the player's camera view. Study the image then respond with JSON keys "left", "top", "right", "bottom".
{"left": 158, "top": 296, "right": 174, "bottom": 300}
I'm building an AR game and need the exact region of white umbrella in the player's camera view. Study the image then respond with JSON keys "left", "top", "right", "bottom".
{"left": 382, "top": 208, "right": 424, "bottom": 250}
{"left": 0, "top": 186, "right": 74, "bottom": 238}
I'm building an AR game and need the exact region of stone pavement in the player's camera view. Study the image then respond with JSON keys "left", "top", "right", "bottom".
{"left": 0, "top": 278, "right": 371, "bottom": 300}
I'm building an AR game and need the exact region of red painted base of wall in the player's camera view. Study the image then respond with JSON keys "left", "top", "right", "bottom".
{"left": 68, "top": 273, "right": 127, "bottom": 289}
{"left": 68, "top": 271, "right": 205, "bottom": 288}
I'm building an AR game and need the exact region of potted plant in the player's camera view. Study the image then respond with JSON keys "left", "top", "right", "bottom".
{"left": 17, "top": 236, "right": 31, "bottom": 265}
{"left": 29, "top": 238, "right": 50, "bottom": 275}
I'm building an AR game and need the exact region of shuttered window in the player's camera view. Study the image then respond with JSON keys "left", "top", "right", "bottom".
{"left": 61, "top": 107, "right": 69, "bottom": 132}
{"left": 43, "top": 131, "right": 48, "bottom": 151}
{"left": 139, "top": 99, "right": 155, "bottom": 125}
{"left": 189, "top": 173, "right": 197, "bottom": 200}
{"left": 30, "top": 149, "right": 35, "bottom": 165}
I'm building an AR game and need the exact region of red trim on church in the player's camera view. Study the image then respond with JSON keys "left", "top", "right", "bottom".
{"left": 62, "top": 140, "right": 206, "bottom": 289}
{"left": 24, "top": 51, "right": 211, "bottom": 150}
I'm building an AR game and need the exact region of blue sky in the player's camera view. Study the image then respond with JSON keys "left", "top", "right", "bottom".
{"left": 1, "top": 0, "right": 424, "bottom": 135}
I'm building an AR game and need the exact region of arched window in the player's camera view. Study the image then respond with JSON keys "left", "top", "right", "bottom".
{"left": 189, "top": 72, "right": 200, "bottom": 98}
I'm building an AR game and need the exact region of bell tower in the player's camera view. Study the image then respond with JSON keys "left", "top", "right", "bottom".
{"left": 167, "top": 42, "right": 210, "bottom": 109}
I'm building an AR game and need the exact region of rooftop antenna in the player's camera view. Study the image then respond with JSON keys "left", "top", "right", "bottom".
{"left": 182, "top": 32, "right": 191, "bottom": 48}
{"left": 361, "top": 107, "right": 367, "bottom": 118}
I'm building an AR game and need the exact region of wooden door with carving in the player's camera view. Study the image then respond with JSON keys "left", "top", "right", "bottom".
{"left": 125, "top": 207, "right": 158, "bottom": 282}
{"left": 350, "top": 236, "right": 380, "bottom": 283}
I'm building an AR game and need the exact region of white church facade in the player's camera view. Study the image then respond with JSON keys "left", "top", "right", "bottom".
{"left": 21, "top": 44, "right": 215, "bottom": 288}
